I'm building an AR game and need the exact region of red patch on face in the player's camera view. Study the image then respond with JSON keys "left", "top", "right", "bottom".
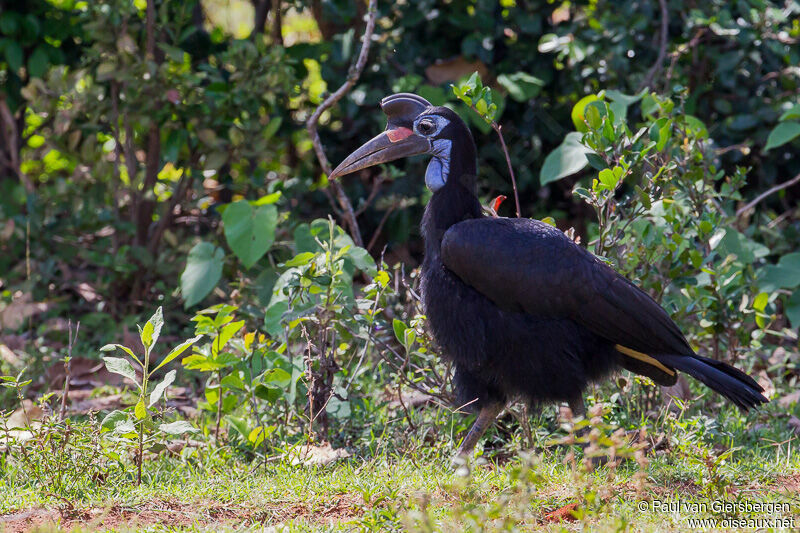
{"left": 386, "top": 127, "right": 414, "bottom": 142}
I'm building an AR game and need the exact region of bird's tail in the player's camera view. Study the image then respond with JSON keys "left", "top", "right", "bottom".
{"left": 657, "top": 354, "right": 768, "bottom": 410}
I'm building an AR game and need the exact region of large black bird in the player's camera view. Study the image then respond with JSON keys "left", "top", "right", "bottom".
{"left": 329, "top": 93, "right": 768, "bottom": 454}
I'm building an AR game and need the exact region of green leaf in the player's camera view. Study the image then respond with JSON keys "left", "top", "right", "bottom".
{"left": 283, "top": 252, "right": 316, "bottom": 267}
{"left": 758, "top": 253, "right": 800, "bottom": 292}
{"left": 134, "top": 397, "right": 147, "bottom": 420}
{"left": 497, "top": 72, "right": 544, "bottom": 102}
{"left": 27, "top": 46, "right": 49, "bottom": 78}
{"left": 753, "top": 292, "right": 769, "bottom": 313}
{"left": 403, "top": 328, "right": 416, "bottom": 350}
{"left": 100, "top": 410, "right": 129, "bottom": 432}
{"left": 103, "top": 357, "right": 139, "bottom": 387}
{"left": 158, "top": 420, "right": 199, "bottom": 435}
{"left": 393, "top": 319, "right": 407, "bottom": 344}
{"left": 345, "top": 247, "right": 377, "bottom": 276}
{"left": 571, "top": 95, "right": 600, "bottom": 132}
{"left": 212, "top": 320, "right": 245, "bottom": 355}
{"left": 713, "top": 229, "right": 770, "bottom": 264}
{"left": 261, "top": 367, "right": 291, "bottom": 387}
{"left": 540, "top": 132, "right": 593, "bottom": 185}
{"left": 252, "top": 192, "right": 282, "bottom": 205}
{"left": 263, "top": 300, "right": 288, "bottom": 337}
{"left": 4, "top": 41, "right": 22, "bottom": 72}
{"left": 779, "top": 104, "right": 800, "bottom": 122}
{"left": 224, "top": 415, "right": 250, "bottom": 439}
{"left": 374, "top": 270, "right": 390, "bottom": 288}
{"left": 263, "top": 117, "right": 283, "bottom": 140}
{"left": 221, "top": 373, "right": 245, "bottom": 390}
{"left": 785, "top": 291, "right": 800, "bottom": 328}
{"left": 141, "top": 306, "right": 164, "bottom": 350}
{"left": 222, "top": 201, "right": 277, "bottom": 269}
{"left": 765, "top": 121, "right": 800, "bottom": 151}
{"left": 181, "top": 242, "right": 224, "bottom": 308}
{"left": 148, "top": 369, "right": 176, "bottom": 407}
{"left": 153, "top": 335, "right": 203, "bottom": 372}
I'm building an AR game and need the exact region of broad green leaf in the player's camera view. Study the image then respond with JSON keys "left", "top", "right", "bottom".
{"left": 215, "top": 320, "right": 245, "bottom": 352}
{"left": 222, "top": 200, "right": 277, "bottom": 269}
{"left": 497, "top": 72, "right": 544, "bottom": 102}
{"left": 785, "top": 291, "right": 800, "bottom": 328}
{"left": 103, "top": 357, "right": 139, "bottom": 387}
{"left": 181, "top": 242, "right": 224, "bottom": 308}
{"left": 345, "top": 247, "right": 377, "bottom": 276}
{"left": 261, "top": 367, "right": 292, "bottom": 387}
{"left": 100, "top": 410, "right": 128, "bottom": 432}
{"left": 571, "top": 95, "right": 600, "bottom": 132}
{"left": 158, "top": 420, "right": 199, "bottom": 435}
{"left": 758, "top": 253, "right": 800, "bottom": 292}
{"left": 141, "top": 306, "right": 164, "bottom": 349}
{"left": 148, "top": 369, "right": 176, "bottom": 407}
{"left": 712, "top": 229, "right": 769, "bottom": 264}
{"left": 27, "top": 46, "right": 49, "bottom": 78}
{"left": 393, "top": 319, "right": 407, "bottom": 344}
{"left": 540, "top": 132, "right": 593, "bottom": 185}
{"left": 753, "top": 292, "right": 769, "bottom": 312}
{"left": 252, "top": 191, "right": 282, "bottom": 205}
{"left": 403, "top": 328, "right": 416, "bottom": 350}
{"left": 263, "top": 300, "right": 288, "bottom": 337}
{"left": 153, "top": 335, "right": 203, "bottom": 372}
{"left": 765, "top": 121, "right": 800, "bottom": 151}
{"left": 221, "top": 372, "right": 246, "bottom": 390}
{"left": 134, "top": 397, "right": 147, "bottom": 420}
{"left": 4, "top": 41, "right": 22, "bottom": 71}
{"left": 779, "top": 104, "right": 800, "bottom": 122}
{"left": 224, "top": 415, "right": 250, "bottom": 439}
{"left": 283, "top": 252, "right": 316, "bottom": 267}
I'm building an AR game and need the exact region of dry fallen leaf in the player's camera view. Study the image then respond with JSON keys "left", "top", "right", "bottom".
{"left": 0, "top": 344, "right": 21, "bottom": 365}
{"left": 779, "top": 391, "right": 800, "bottom": 408}
{"left": 425, "top": 57, "right": 489, "bottom": 86}
{"left": 788, "top": 416, "right": 800, "bottom": 436}
{"left": 0, "top": 292, "right": 50, "bottom": 330}
{"left": 289, "top": 442, "right": 350, "bottom": 466}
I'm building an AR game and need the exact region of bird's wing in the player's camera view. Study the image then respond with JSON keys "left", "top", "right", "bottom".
{"left": 441, "top": 217, "right": 692, "bottom": 381}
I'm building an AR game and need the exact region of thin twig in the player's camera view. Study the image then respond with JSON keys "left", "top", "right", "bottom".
{"left": 354, "top": 176, "right": 385, "bottom": 216}
{"left": 306, "top": 0, "right": 378, "bottom": 247}
{"left": 59, "top": 320, "right": 80, "bottom": 421}
{"left": 638, "top": 0, "right": 669, "bottom": 91}
{"left": 492, "top": 123, "right": 521, "bottom": 217}
{"left": 736, "top": 172, "right": 800, "bottom": 218}
{"left": 367, "top": 203, "right": 397, "bottom": 252}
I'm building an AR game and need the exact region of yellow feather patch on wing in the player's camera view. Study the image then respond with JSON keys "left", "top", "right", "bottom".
{"left": 615, "top": 345, "right": 676, "bottom": 377}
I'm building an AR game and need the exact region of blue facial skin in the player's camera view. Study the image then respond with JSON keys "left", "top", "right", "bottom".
{"left": 425, "top": 138, "right": 452, "bottom": 192}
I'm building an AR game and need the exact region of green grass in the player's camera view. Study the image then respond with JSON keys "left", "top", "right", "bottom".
{"left": 2, "top": 400, "right": 799, "bottom": 532}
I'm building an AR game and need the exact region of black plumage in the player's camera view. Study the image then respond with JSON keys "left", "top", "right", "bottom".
{"left": 330, "top": 93, "right": 768, "bottom": 454}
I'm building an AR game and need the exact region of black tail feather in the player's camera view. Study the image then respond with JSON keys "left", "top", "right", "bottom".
{"left": 658, "top": 354, "right": 768, "bottom": 411}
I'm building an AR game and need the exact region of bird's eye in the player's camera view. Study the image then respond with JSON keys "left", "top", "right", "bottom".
{"left": 418, "top": 120, "right": 435, "bottom": 135}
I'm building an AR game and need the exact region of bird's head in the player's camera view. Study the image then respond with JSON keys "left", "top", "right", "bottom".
{"left": 329, "top": 93, "right": 474, "bottom": 192}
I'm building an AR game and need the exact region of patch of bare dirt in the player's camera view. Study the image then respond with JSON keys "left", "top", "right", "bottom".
{"left": 0, "top": 495, "right": 367, "bottom": 532}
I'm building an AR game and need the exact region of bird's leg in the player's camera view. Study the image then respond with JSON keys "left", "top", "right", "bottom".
{"left": 457, "top": 403, "right": 504, "bottom": 456}
{"left": 567, "top": 395, "right": 586, "bottom": 420}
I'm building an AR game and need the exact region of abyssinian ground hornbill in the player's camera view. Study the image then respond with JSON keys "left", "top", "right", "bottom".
{"left": 329, "top": 93, "right": 768, "bottom": 455}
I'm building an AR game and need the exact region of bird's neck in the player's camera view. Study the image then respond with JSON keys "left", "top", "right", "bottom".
{"left": 421, "top": 143, "right": 481, "bottom": 258}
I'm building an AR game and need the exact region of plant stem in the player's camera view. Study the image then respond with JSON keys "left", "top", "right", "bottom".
{"left": 137, "top": 347, "right": 150, "bottom": 486}
{"left": 215, "top": 370, "right": 223, "bottom": 445}
{"left": 491, "top": 123, "right": 521, "bottom": 218}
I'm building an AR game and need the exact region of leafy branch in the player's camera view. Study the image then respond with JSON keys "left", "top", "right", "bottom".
{"left": 452, "top": 72, "right": 521, "bottom": 218}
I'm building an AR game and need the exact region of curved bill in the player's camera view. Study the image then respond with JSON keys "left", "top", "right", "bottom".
{"left": 329, "top": 128, "right": 431, "bottom": 180}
